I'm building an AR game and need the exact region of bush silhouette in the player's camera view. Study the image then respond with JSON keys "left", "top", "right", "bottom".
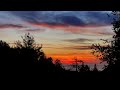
{"left": 91, "top": 11, "right": 120, "bottom": 73}
{"left": 92, "top": 64, "right": 98, "bottom": 72}
{"left": 0, "top": 40, "right": 10, "bottom": 67}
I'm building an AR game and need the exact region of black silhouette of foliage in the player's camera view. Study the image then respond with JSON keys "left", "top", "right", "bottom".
{"left": 78, "top": 61, "right": 90, "bottom": 72}
{"left": 71, "top": 58, "right": 90, "bottom": 72}
{"left": 92, "top": 64, "right": 98, "bottom": 72}
{"left": 0, "top": 40, "right": 10, "bottom": 66}
{"left": 71, "top": 58, "right": 82, "bottom": 72}
{"left": 13, "top": 33, "right": 42, "bottom": 68}
{"left": 91, "top": 11, "right": 120, "bottom": 73}
{"left": 0, "top": 33, "right": 67, "bottom": 72}
{"left": 0, "top": 40, "right": 10, "bottom": 48}
{"left": 54, "top": 59, "right": 65, "bottom": 72}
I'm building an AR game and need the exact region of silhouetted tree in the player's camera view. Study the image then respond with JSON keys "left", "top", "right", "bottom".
{"left": 14, "top": 33, "right": 42, "bottom": 67}
{"left": 71, "top": 58, "right": 90, "bottom": 72}
{"left": 71, "top": 58, "right": 82, "bottom": 72}
{"left": 38, "top": 56, "right": 56, "bottom": 72}
{"left": 0, "top": 40, "right": 10, "bottom": 48}
{"left": 78, "top": 61, "right": 90, "bottom": 72}
{"left": 91, "top": 11, "right": 120, "bottom": 73}
{"left": 92, "top": 64, "right": 98, "bottom": 72}
{"left": 54, "top": 59, "right": 65, "bottom": 72}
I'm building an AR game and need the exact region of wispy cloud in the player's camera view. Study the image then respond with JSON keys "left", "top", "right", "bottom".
{"left": 63, "top": 38, "right": 93, "bottom": 43}
{"left": 10, "top": 11, "right": 112, "bottom": 26}
{"left": 63, "top": 45, "right": 91, "bottom": 50}
{"left": 0, "top": 24, "right": 25, "bottom": 29}
{"left": 25, "top": 28, "right": 45, "bottom": 32}
{"left": 28, "top": 22, "right": 113, "bottom": 35}
{"left": 62, "top": 25, "right": 113, "bottom": 35}
{"left": 0, "top": 11, "right": 113, "bottom": 36}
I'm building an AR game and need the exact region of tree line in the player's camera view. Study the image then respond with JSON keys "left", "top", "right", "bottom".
{"left": 0, "top": 33, "right": 98, "bottom": 72}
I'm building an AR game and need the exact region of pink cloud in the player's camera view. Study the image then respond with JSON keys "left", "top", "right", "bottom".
{"left": 29, "top": 22, "right": 113, "bottom": 35}
{"left": 0, "top": 24, "right": 25, "bottom": 29}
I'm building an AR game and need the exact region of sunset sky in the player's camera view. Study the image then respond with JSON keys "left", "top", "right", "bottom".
{"left": 0, "top": 11, "right": 114, "bottom": 68}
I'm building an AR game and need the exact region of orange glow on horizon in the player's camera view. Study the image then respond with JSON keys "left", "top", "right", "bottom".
{"left": 47, "top": 53, "right": 100, "bottom": 64}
